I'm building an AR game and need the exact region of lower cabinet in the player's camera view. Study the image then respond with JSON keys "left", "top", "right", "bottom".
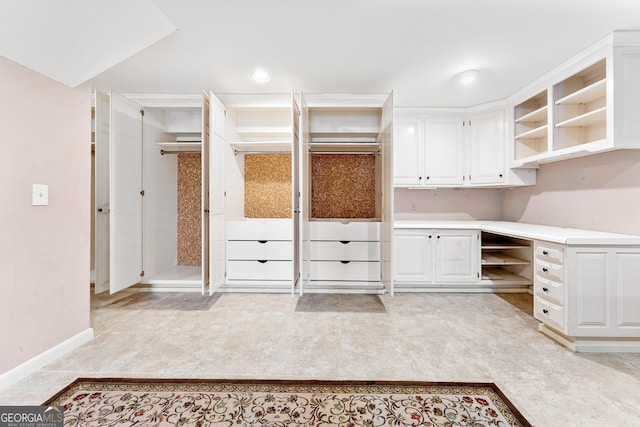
{"left": 534, "top": 240, "right": 640, "bottom": 350}
{"left": 394, "top": 229, "right": 479, "bottom": 290}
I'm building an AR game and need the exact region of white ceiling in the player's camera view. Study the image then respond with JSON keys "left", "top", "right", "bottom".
{"left": 4, "top": 0, "right": 640, "bottom": 107}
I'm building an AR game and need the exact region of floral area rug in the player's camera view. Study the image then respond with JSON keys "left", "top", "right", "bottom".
{"left": 44, "top": 378, "right": 532, "bottom": 426}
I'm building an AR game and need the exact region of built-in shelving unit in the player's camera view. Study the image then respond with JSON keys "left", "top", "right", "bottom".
{"left": 510, "top": 31, "right": 640, "bottom": 168}
{"left": 553, "top": 59, "right": 607, "bottom": 151}
{"left": 480, "top": 232, "right": 532, "bottom": 287}
{"left": 514, "top": 90, "right": 548, "bottom": 161}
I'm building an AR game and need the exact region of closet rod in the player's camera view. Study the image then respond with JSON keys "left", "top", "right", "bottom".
{"left": 233, "top": 150, "right": 291, "bottom": 156}
{"left": 308, "top": 151, "right": 380, "bottom": 155}
{"left": 160, "top": 149, "right": 201, "bottom": 155}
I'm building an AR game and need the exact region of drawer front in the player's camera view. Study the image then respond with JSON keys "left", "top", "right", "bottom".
{"left": 536, "top": 260, "right": 564, "bottom": 283}
{"left": 226, "top": 220, "right": 292, "bottom": 241}
{"left": 535, "top": 276, "right": 564, "bottom": 305}
{"left": 310, "top": 221, "right": 380, "bottom": 241}
{"left": 535, "top": 241, "right": 564, "bottom": 265}
{"left": 227, "top": 260, "right": 292, "bottom": 280}
{"left": 309, "top": 260, "right": 381, "bottom": 281}
{"left": 310, "top": 241, "right": 380, "bottom": 261}
{"left": 534, "top": 296, "right": 565, "bottom": 331}
{"left": 227, "top": 240, "right": 292, "bottom": 260}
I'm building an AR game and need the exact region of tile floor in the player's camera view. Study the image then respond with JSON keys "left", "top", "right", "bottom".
{"left": 2, "top": 291, "right": 640, "bottom": 426}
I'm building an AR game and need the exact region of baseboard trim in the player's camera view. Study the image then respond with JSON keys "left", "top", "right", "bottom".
{"left": 538, "top": 324, "right": 640, "bottom": 353}
{"left": 0, "top": 328, "right": 94, "bottom": 392}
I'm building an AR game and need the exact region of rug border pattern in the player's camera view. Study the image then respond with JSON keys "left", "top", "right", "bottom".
{"left": 43, "top": 378, "right": 532, "bottom": 427}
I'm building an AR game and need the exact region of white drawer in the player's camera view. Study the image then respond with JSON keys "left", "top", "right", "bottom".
{"left": 227, "top": 260, "right": 292, "bottom": 280}
{"left": 534, "top": 296, "right": 565, "bottom": 331}
{"left": 535, "top": 241, "right": 564, "bottom": 265}
{"left": 310, "top": 221, "right": 380, "bottom": 241}
{"left": 227, "top": 240, "right": 292, "bottom": 260}
{"left": 310, "top": 241, "right": 380, "bottom": 261}
{"left": 535, "top": 275, "right": 563, "bottom": 306}
{"left": 226, "top": 220, "right": 292, "bottom": 241}
{"left": 309, "top": 260, "right": 380, "bottom": 281}
{"left": 536, "top": 259, "right": 564, "bottom": 283}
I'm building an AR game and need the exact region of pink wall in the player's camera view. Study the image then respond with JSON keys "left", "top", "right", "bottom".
{"left": 503, "top": 149, "right": 640, "bottom": 235}
{"left": 394, "top": 188, "right": 503, "bottom": 220}
{"left": 0, "top": 56, "right": 91, "bottom": 374}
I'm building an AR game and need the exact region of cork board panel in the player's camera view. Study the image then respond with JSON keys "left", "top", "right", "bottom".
{"left": 245, "top": 154, "right": 292, "bottom": 218}
{"left": 177, "top": 154, "right": 201, "bottom": 266}
{"left": 311, "top": 154, "right": 376, "bottom": 219}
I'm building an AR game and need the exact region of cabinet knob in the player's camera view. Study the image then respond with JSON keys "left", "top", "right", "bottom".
{"left": 542, "top": 250, "right": 549, "bottom": 255}
{"left": 340, "top": 260, "right": 351, "bottom": 264}
{"left": 257, "top": 260, "right": 268, "bottom": 263}
{"left": 426, "top": 176, "right": 430, "bottom": 180}
{"left": 499, "top": 174, "right": 503, "bottom": 178}
{"left": 428, "top": 235, "right": 432, "bottom": 239}
{"left": 437, "top": 235, "right": 440, "bottom": 239}
{"left": 542, "top": 309, "right": 549, "bottom": 315}
{"left": 339, "top": 241, "right": 350, "bottom": 244}
{"left": 542, "top": 287, "right": 549, "bottom": 292}
{"left": 258, "top": 240, "right": 268, "bottom": 244}
{"left": 542, "top": 267, "right": 549, "bottom": 273}
{"left": 418, "top": 176, "right": 422, "bottom": 181}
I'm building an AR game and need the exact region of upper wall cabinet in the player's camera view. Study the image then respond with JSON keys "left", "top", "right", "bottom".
{"left": 394, "top": 107, "right": 536, "bottom": 188}
{"left": 511, "top": 30, "right": 640, "bottom": 167}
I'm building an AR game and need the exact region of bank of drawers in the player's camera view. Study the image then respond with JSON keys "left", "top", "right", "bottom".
{"left": 533, "top": 241, "right": 565, "bottom": 331}
{"left": 226, "top": 220, "right": 292, "bottom": 281}
{"left": 309, "top": 221, "right": 381, "bottom": 282}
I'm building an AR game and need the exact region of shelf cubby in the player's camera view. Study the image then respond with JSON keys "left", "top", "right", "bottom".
{"left": 514, "top": 90, "right": 548, "bottom": 160}
{"left": 480, "top": 232, "right": 532, "bottom": 287}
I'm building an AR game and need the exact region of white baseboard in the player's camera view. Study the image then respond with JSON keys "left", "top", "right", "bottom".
{"left": 0, "top": 328, "right": 94, "bottom": 392}
{"left": 538, "top": 324, "right": 640, "bottom": 353}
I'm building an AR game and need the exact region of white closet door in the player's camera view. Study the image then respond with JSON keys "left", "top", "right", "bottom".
{"left": 380, "top": 91, "right": 394, "bottom": 295}
{"left": 291, "top": 92, "right": 301, "bottom": 294}
{"left": 201, "top": 91, "right": 210, "bottom": 294}
{"left": 94, "top": 90, "right": 110, "bottom": 294}
{"left": 209, "top": 92, "right": 226, "bottom": 294}
{"left": 109, "top": 92, "right": 143, "bottom": 294}
{"left": 298, "top": 92, "right": 310, "bottom": 295}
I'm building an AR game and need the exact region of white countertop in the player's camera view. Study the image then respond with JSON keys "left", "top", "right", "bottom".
{"left": 394, "top": 220, "right": 640, "bottom": 245}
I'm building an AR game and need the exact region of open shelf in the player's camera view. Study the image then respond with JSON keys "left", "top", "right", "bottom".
{"left": 482, "top": 253, "right": 530, "bottom": 266}
{"left": 515, "top": 125, "right": 548, "bottom": 140}
{"left": 156, "top": 142, "right": 202, "bottom": 154}
{"left": 481, "top": 232, "right": 532, "bottom": 287}
{"left": 515, "top": 105, "right": 548, "bottom": 124}
{"left": 555, "top": 78, "right": 606, "bottom": 106}
{"left": 555, "top": 106, "right": 607, "bottom": 128}
{"left": 230, "top": 140, "right": 292, "bottom": 154}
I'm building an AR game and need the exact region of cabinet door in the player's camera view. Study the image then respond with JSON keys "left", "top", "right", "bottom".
{"left": 468, "top": 110, "right": 506, "bottom": 184}
{"left": 393, "top": 118, "right": 424, "bottom": 186}
{"left": 435, "top": 230, "right": 479, "bottom": 283}
{"left": 209, "top": 92, "right": 226, "bottom": 293}
{"left": 291, "top": 92, "right": 301, "bottom": 294}
{"left": 94, "top": 90, "right": 110, "bottom": 294}
{"left": 201, "top": 92, "right": 210, "bottom": 295}
{"left": 394, "top": 230, "right": 433, "bottom": 283}
{"left": 425, "top": 118, "right": 465, "bottom": 185}
{"left": 109, "top": 92, "right": 143, "bottom": 294}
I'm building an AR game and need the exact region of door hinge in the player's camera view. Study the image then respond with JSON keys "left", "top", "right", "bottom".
{"left": 140, "top": 109, "right": 144, "bottom": 117}
{"left": 140, "top": 270, "right": 145, "bottom": 277}
{"left": 140, "top": 190, "right": 145, "bottom": 196}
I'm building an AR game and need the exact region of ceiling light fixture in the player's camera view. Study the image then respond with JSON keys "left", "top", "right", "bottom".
{"left": 252, "top": 69, "right": 270, "bottom": 83}
{"left": 456, "top": 70, "right": 479, "bottom": 85}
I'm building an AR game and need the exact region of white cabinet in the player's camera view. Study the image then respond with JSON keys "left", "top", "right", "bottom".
{"left": 511, "top": 30, "right": 640, "bottom": 167}
{"left": 394, "top": 228, "right": 479, "bottom": 290}
{"left": 534, "top": 240, "right": 640, "bottom": 351}
{"left": 394, "top": 230, "right": 433, "bottom": 282}
{"left": 467, "top": 110, "right": 506, "bottom": 184}
{"left": 93, "top": 92, "right": 208, "bottom": 295}
{"left": 394, "top": 108, "right": 535, "bottom": 187}
{"left": 434, "top": 230, "right": 480, "bottom": 282}
{"left": 300, "top": 93, "right": 394, "bottom": 294}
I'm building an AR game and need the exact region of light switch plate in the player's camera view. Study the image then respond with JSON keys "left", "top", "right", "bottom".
{"left": 32, "top": 184, "right": 48, "bottom": 206}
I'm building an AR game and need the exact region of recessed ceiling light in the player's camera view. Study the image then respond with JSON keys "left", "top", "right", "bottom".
{"left": 252, "top": 69, "right": 270, "bottom": 83}
{"left": 456, "top": 70, "right": 479, "bottom": 85}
